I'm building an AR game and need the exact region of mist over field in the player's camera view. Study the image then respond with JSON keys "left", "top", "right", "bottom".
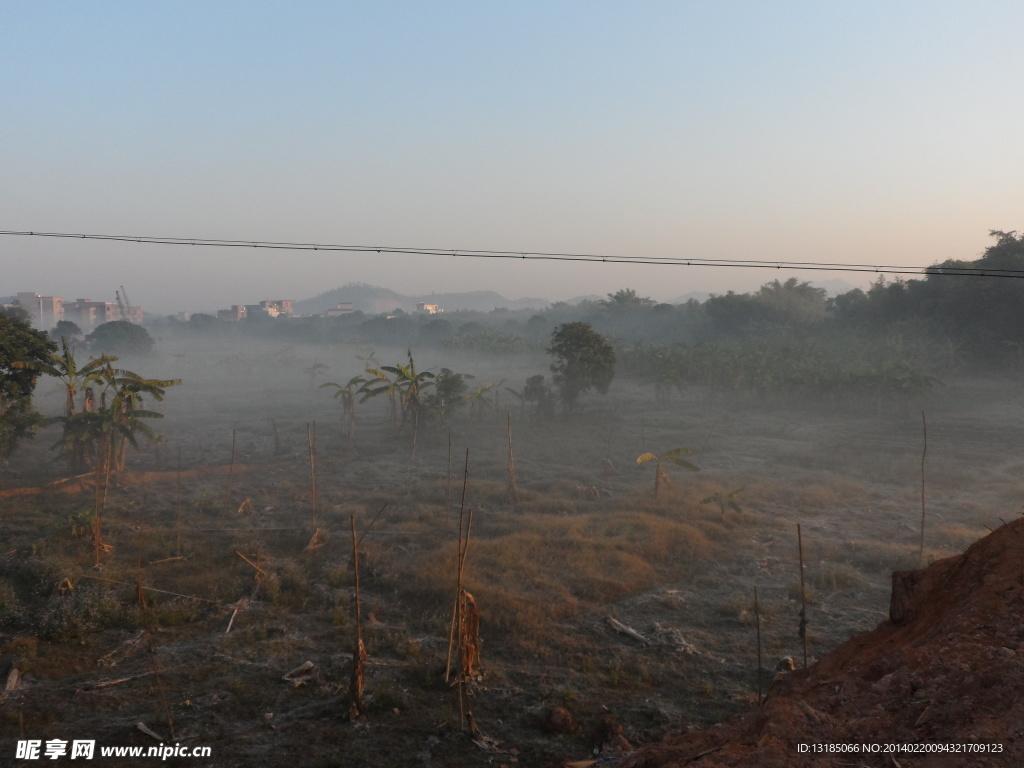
{"left": 4, "top": 234, "right": 1024, "bottom": 764}
{"left": 5, "top": 1, "right": 1024, "bottom": 759}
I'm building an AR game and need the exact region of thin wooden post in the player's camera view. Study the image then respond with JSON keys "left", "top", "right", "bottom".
{"left": 93, "top": 434, "right": 113, "bottom": 567}
{"left": 797, "top": 523, "right": 808, "bottom": 669}
{"left": 919, "top": 411, "right": 927, "bottom": 567}
{"left": 446, "top": 449, "right": 470, "bottom": 685}
{"left": 754, "top": 585, "right": 763, "bottom": 705}
{"left": 175, "top": 448, "right": 183, "bottom": 555}
{"left": 348, "top": 514, "right": 366, "bottom": 720}
{"left": 446, "top": 433, "right": 452, "bottom": 524}
{"left": 224, "top": 429, "right": 236, "bottom": 512}
{"left": 308, "top": 422, "right": 319, "bottom": 531}
{"left": 507, "top": 411, "right": 520, "bottom": 504}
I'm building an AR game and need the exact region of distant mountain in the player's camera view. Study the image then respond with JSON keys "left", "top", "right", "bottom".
{"left": 409, "top": 291, "right": 550, "bottom": 312}
{"left": 293, "top": 283, "right": 550, "bottom": 315}
{"left": 667, "top": 291, "right": 710, "bottom": 304}
{"left": 294, "top": 279, "right": 862, "bottom": 317}
{"left": 294, "top": 284, "right": 409, "bottom": 315}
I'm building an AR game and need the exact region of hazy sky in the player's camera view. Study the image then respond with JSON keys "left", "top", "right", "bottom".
{"left": 4, "top": 2, "right": 1024, "bottom": 314}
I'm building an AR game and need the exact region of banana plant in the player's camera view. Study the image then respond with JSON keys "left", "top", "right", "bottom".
{"left": 636, "top": 447, "right": 698, "bottom": 499}
{"left": 462, "top": 379, "right": 505, "bottom": 422}
{"left": 369, "top": 351, "right": 435, "bottom": 457}
{"left": 102, "top": 367, "right": 181, "bottom": 471}
{"left": 360, "top": 367, "right": 402, "bottom": 428}
{"left": 38, "top": 339, "right": 120, "bottom": 471}
{"left": 701, "top": 488, "right": 743, "bottom": 519}
{"left": 305, "top": 359, "right": 329, "bottom": 390}
{"left": 321, "top": 374, "right": 368, "bottom": 454}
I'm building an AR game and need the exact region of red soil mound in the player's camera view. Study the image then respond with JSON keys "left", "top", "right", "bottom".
{"left": 620, "top": 518, "right": 1024, "bottom": 768}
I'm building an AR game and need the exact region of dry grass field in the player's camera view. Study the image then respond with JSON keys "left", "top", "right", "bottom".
{"left": 0, "top": 341, "right": 1017, "bottom": 767}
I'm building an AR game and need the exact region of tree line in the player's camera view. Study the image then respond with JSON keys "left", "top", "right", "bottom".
{"left": 151, "top": 231, "right": 1024, "bottom": 372}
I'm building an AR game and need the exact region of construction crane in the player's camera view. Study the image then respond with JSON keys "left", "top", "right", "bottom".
{"left": 115, "top": 285, "right": 135, "bottom": 322}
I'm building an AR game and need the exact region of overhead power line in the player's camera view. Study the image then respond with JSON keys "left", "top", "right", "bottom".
{"left": 3, "top": 229, "right": 1023, "bottom": 279}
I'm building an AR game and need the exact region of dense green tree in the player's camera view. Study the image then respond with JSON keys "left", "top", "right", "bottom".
{"left": 87, "top": 321, "right": 154, "bottom": 356}
{"left": 523, "top": 374, "right": 555, "bottom": 419}
{"left": 547, "top": 322, "right": 615, "bottom": 413}
{"left": 704, "top": 279, "right": 828, "bottom": 335}
{"left": 0, "top": 312, "right": 56, "bottom": 458}
{"left": 419, "top": 317, "right": 454, "bottom": 345}
{"left": 3, "top": 304, "right": 31, "bottom": 322}
{"left": 600, "top": 288, "right": 656, "bottom": 311}
{"left": 428, "top": 368, "right": 472, "bottom": 423}
{"left": 51, "top": 320, "right": 83, "bottom": 341}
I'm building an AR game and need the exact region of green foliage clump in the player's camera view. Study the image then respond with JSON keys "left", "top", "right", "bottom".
{"left": 86, "top": 320, "right": 154, "bottom": 356}
{"left": 547, "top": 322, "right": 615, "bottom": 413}
{"left": 0, "top": 311, "right": 57, "bottom": 458}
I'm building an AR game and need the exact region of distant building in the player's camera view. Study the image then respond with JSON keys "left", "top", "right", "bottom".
{"left": 63, "top": 299, "right": 119, "bottom": 329}
{"left": 217, "top": 305, "right": 247, "bottom": 321}
{"left": 416, "top": 303, "right": 442, "bottom": 315}
{"left": 15, "top": 292, "right": 63, "bottom": 330}
{"left": 262, "top": 299, "right": 293, "bottom": 316}
{"left": 324, "top": 302, "right": 354, "bottom": 317}
{"left": 243, "top": 299, "right": 293, "bottom": 319}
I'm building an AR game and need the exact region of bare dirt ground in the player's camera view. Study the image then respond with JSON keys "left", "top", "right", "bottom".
{"left": 0, "top": 344, "right": 1019, "bottom": 767}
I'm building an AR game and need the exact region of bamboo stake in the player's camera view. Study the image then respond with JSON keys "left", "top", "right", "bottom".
{"left": 224, "top": 430, "right": 236, "bottom": 512}
{"left": 507, "top": 411, "right": 520, "bottom": 504}
{"left": 919, "top": 411, "right": 927, "bottom": 568}
{"left": 234, "top": 550, "right": 266, "bottom": 576}
{"left": 175, "top": 448, "right": 182, "bottom": 555}
{"left": 94, "top": 434, "right": 114, "bottom": 566}
{"left": 453, "top": 509, "right": 476, "bottom": 731}
{"left": 355, "top": 502, "right": 389, "bottom": 551}
{"left": 445, "top": 449, "right": 470, "bottom": 684}
{"left": 754, "top": 585, "right": 763, "bottom": 705}
{"left": 457, "top": 512, "right": 475, "bottom": 668}
{"left": 348, "top": 514, "right": 366, "bottom": 720}
{"left": 92, "top": 437, "right": 105, "bottom": 567}
{"left": 442, "top": 449, "right": 478, "bottom": 736}
{"left": 446, "top": 432, "right": 452, "bottom": 525}
{"left": 797, "top": 523, "right": 808, "bottom": 669}
{"left": 308, "top": 422, "right": 318, "bottom": 531}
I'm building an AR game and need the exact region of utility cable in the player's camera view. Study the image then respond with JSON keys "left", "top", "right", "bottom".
{"left": 3, "top": 229, "right": 1023, "bottom": 279}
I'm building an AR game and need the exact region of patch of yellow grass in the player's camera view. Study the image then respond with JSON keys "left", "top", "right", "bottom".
{"left": 394, "top": 508, "right": 715, "bottom": 657}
